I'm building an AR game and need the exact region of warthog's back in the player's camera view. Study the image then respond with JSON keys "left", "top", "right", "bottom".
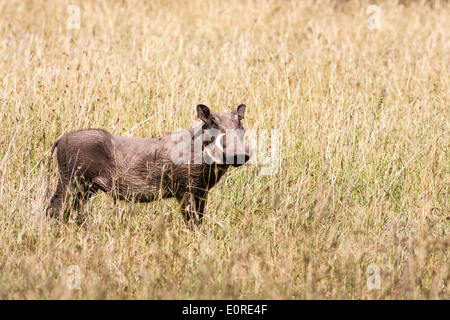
{"left": 58, "top": 129, "right": 178, "bottom": 200}
{"left": 57, "top": 129, "right": 115, "bottom": 179}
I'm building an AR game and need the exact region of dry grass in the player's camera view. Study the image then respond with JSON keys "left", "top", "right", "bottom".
{"left": 0, "top": 0, "right": 449, "bottom": 299}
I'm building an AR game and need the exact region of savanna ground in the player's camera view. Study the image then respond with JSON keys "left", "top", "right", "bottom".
{"left": 0, "top": 0, "right": 449, "bottom": 299}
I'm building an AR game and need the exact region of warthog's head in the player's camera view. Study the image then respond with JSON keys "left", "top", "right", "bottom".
{"left": 197, "top": 104, "right": 253, "bottom": 167}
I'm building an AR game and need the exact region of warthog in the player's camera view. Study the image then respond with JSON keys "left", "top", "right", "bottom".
{"left": 46, "top": 104, "right": 252, "bottom": 225}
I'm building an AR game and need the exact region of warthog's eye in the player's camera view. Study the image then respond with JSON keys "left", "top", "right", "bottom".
{"left": 210, "top": 118, "right": 218, "bottom": 127}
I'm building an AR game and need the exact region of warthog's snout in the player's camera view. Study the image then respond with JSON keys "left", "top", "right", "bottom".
{"left": 213, "top": 131, "right": 252, "bottom": 167}
{"left": 230, "top": 145, "right": 252, "bottom": 167}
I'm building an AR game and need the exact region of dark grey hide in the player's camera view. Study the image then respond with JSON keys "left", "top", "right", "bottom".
{"left": 46, "top": 104, "right": 252, "bottom": 225}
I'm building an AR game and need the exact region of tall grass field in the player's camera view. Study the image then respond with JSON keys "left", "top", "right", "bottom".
{"left": 0, "top": 0, "right": 448, "bottom": 299}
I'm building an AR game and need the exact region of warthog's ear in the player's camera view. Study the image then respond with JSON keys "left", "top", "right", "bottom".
{"left": 197, "top": 104, "right": 212, "bottom": 123}
{"left": 232, "top": 104, "right": 246, "bottom": 120}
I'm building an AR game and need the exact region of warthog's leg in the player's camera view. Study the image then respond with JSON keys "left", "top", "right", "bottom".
{"left": 177, "top": 191, "right": 208, "bottom": 226}
{"left": 47, "top": 171, "right": 96, "bottom": 220}
{"left": 72, "top": 182, "right": 97, "bottom": 211}
{"left": 46, "top": 173, "right": 70, "bottom": 219}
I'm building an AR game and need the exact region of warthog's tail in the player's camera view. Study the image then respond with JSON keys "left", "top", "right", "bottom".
{"left": 45, "top": 138, "right": 60, "bottom": 201}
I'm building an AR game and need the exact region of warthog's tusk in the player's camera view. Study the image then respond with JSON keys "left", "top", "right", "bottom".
{"left": 215, "top": 133, "right": 225, "bottom": 153}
